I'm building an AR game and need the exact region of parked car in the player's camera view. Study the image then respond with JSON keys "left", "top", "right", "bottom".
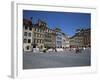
{"left": 47, "top": 49, "right": 53, "bottom": 52}
{"left": 42, "top": 48, "right": 47, "bottom": 53}
{"left": 33, "top": 48, "right": 39, "bottom": 53}
{"left": 56, "top": 48, "right": 63, "bottom": 52}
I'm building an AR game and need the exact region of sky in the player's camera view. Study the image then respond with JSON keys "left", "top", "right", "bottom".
{"left": 23, "top": 10, "right": 91, "bottom": 37}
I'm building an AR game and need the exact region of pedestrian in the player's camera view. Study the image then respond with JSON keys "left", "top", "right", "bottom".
{"left": 76, "top": 47, "right": 79, "bottom": 54}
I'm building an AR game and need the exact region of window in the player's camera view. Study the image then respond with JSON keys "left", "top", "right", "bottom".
{"left": 38, "top": 39, "right": 40, "bottom": 43}
{"left": 39, "top": 29, "right": 40, "bottom": 32}
{"left": 48, "top": 29, "right": 49, "bottom": 32}
{"left": 42, "top": 40, "right": 44, "bottom": 43}
{"left": 28, "top": 33, "right": 31, "bottom": 37}
{"left": 40, "top": 35, "right": 42, "bottom": 37}
{"left": 35, "top": 28, "right": 37, "bottom": 31}
{"left": 37, "top": 34, "right": 39, "bottom": 37}
{"left": 36, "top": 33, "right": 37, "bottom": 37}
{"left": 37, "top": 39, "right": 39, "bottom": 43}
{"left": 28, "top": 39, "right": 31, "bottom": 43}
{"left": 36, "top": 39, "right": 38, "bottom": 43}
{"left": 26, "top": 46, "right": 29, "bottom": 50}
{"left": 24, "top": 32, "right": 27, "bottom": 36}
{"left": 24, "top": 39, "right": 27, "bottom": 43}
{"left": 34, "top": 39, "right": 36, "bottom": 43}
{"left": 29, "top": 27, "right": 32, "bottom": 30}
{"left": 37, "top": 29, "right": 39, "bottom": 32}
{"left": 38, "top": 34, "right": 40, "bottom": 37}
{"left": 25, "top": 26, "right": 28, "bottom": 30}
{"left": 40, "top": 29, "right": 41, "bottom": 32}
{"left": 34, "top": 33, "right": 36, "bottom": 37}
{"left": 40, "top": 40, "right": 41, "bottom": 43}
{"left": 57, "top": 37, "right": 61, "bottom": 40}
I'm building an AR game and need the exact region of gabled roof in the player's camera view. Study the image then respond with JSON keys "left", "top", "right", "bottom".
{"left": 23, "top": 18, "right": 33, "bottom": 27}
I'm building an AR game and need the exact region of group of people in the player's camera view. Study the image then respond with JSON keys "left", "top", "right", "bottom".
{"left": 69, "top": 47, "right": 87, "bottom": 54}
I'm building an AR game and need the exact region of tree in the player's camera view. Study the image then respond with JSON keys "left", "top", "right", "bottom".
{"left": 76, "top": 29, "right": 80, "bottom": 32}
{"left": 54, "top": 27, "right": 61, "bottom": 32}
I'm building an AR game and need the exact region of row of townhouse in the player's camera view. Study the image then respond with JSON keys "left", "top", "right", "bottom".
{"left": 23, "top": 19, "right": 70, "bottom": 52}
{"left": 69, "top": 28, "right": 90, "bottom": 48}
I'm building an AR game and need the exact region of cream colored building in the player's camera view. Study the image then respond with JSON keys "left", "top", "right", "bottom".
{"left": 32, "top": 20, "right": 46, "bottom": 49}
{"left": 32, "top": 27, "right": 44, "bottom": 49}
{"left": 32, "top": 19, "right": 56, "bottom": 50}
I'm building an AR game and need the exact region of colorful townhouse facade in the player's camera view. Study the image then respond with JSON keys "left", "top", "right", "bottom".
{"left": 69, "top": 28, "right": 90, "bottom": 48}
{"left": 23, "top": 19, "right": 70, "bottom": 52}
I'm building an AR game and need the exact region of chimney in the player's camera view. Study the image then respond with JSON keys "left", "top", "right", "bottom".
{"left": 38, "top": 19, "right": 41, "bottom": 26}
{"left": 30, "top": 17, "right": 33, "bottom": 21}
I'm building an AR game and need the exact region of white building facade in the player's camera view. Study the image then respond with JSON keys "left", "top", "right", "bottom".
{"left": 62, "top": 34, "right": 70, "bottom": 49}
{"left": 62, "top": 34, "right": 66, "bottom": 48}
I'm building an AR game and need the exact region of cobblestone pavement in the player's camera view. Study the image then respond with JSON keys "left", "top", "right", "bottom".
{"left": 23, "top": 49, "right": 91, "bottom": 69}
